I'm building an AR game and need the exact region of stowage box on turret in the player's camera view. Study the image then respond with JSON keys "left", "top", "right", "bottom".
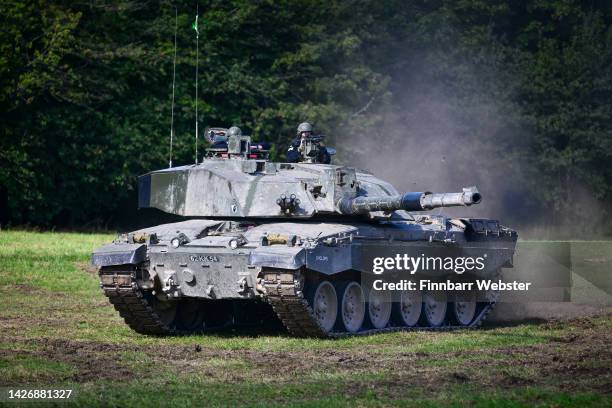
{"left": 93, "top": 129, "right": 517, "bottom": 336}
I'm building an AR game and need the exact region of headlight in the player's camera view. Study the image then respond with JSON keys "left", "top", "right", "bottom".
{"left": 228, "top": 234, "right": 247, "bottom": 250}
{"left": 169, "top": 232, "right": 190, "bottom": 248}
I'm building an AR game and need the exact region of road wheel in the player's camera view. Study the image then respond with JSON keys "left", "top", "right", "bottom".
{"left": 337, "top": 281, "right": 366, "bottom": 333}
{"left": 393, "top": 289, "right": 422, "bottom": 327}
{"left": 309, "top": 281, "right": 338, "bottom": 333}
{"left": 421, "top": 290, "right": 447, "bottom": 327}
{"left": 367, "top": 288, "right": 392, "bottom": 329}
{"left": 450, "top": 290, "right": 477, "bottom": 326}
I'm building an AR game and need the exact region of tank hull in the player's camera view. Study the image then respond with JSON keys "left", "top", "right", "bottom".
{"left": 94, "top": 216, "right": 516, "bottom": 336}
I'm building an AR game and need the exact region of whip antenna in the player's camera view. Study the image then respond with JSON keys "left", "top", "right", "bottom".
{"left": 168, "top": 7, "right": 178, "bottom": 168}
{"left": 193, "top": 4, "right": 200, "bottom": 164}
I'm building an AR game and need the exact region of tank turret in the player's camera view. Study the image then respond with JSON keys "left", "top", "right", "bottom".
{"left": 138, "top": 153, "right": 482, "bottom": 218}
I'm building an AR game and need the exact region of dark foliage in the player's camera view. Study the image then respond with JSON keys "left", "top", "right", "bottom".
{"left": 1, "top": 1, "right": 610, "bottom": 233}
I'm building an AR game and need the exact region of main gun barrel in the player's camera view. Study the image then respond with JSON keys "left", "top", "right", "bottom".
{"left": 338, "top": 186, "right": 482, "bottom": 215}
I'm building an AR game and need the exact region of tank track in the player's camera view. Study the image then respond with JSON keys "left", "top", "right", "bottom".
{"left": 99, "top": 265, "right": 179, "bottom": 335}
{"left": 100, "top": 265, "right": 496, "bottom": 337}
{"left": 263, "top": 268, "right": 496, "bottom": 338}
{"left": 99, "top": 265, "right": 277, "bottom": 335}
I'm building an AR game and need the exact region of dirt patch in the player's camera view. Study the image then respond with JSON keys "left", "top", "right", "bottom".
{"left": 1, "top": 315, "right": 610, "bottom": 395}
{"left": 7, "top": 284, "right": 45, "bottom": 294}
{"left": 0, "top": 338, "right": 139, "bottom": 385}
{"left": 154, "top": 333, "right": 609, "bottom": 395}
{"left": 442, "top": 318, "right": 612, "bottom": 392}
{"left": 140, "top": 315, "right": 612, "bottom": 392}
{"left": 0, "top": 311, "right": 71, "bottom": 331}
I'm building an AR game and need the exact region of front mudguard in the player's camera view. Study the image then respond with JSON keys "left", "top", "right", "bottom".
{"left": 248, "top": 244, "right": 352, "bottom": 275}
{"left": 91, "top": 243, "right": 147, "bottom": 267}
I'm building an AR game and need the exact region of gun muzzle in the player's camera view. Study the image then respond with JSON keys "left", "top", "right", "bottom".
{"left": 338, "top": 186, "right": 482, "bottom": 215}
{"left": 420, "top": 187, "right": 482, "bottom": 209}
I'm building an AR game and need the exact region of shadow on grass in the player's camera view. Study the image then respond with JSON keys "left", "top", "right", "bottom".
{"left": 175, "top": 316, "right": 554, "bottom": 341}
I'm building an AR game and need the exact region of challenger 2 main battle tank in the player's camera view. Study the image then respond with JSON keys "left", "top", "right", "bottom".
{"left": 92, "top": 128, "right": 517, "bottom": 337}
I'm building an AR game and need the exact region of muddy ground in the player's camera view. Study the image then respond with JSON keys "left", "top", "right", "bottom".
{"left": 1, "top": 314, "right": 610, "bottom": 397}
{"left": 0, "top": 232, "right": 610, "bottom": 406}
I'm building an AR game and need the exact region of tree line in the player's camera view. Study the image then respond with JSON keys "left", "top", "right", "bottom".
{"left": 1, "top": 0, "right": 611, "bottom": 234}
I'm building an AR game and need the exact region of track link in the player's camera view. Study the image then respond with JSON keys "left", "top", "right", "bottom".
{"left": 263, "top": 268, "right": 496, "bottom": 338}
{"left": 99, "top": 265, "right": 177, "bottom": 335}
{"left": 263, "top": 270, "right": 328, "bottom": 337}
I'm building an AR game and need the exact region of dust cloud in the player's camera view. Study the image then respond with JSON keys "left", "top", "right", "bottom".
{"left": 488, "top": 303, "right": 610, "bottom": 323}
{"left": 335, "top": 59, "right": 609, "bottom": 237}
{"left": 335, "top": 62, "right": 611, "bottom": 320}
{"left": 337, "top": 72, "right": 528, "bottom": 224}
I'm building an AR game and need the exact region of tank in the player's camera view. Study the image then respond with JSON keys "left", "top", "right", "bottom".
{"left": 92, "top": 129, "right": 517, "bottom": 337}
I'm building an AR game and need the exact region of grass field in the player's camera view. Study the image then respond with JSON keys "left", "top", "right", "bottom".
{"left": 0, "top": 231, "right": 610, "bottom": 407}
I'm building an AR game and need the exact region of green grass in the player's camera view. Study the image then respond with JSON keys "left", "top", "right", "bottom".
{"left": 0, "top": 231, "right": 113, "bottom": 292}
{"left": 0, "top": 231, "right": 610, "bottom": 407}
{"left": 0, "top": 356, "right": 76, "bottom": 384}
{"left": 64, "top": 382, "right": 612, "bottom": 408}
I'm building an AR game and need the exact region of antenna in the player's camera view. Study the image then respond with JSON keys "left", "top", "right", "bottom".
{"left": 194, "top": 4, "right": 199, "bottom": 164}
{"left": 169, "top": 7, "right": 178, "bottom": 168}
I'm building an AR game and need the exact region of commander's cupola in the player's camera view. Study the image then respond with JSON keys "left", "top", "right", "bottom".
{"left": 205, "top": 127, "right": 270, "bottom": 161}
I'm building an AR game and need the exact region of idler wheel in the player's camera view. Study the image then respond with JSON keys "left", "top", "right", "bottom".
{"left": 309, "top": 281, "right": 338, "bottom": 333}
{"left": 450, "top": 290, "right": 477, "bottom": 326}
{"left": 337, "top": 281, "right": 366, "bottom": 333}
{"left": 393, "top": 288, "right": 422, "bottom": 327}
{"left": 367, "top": 287, "right": 392, "bottom": 329}
{"left": 421, "top": 290, "right": 447, "bottom": 327}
